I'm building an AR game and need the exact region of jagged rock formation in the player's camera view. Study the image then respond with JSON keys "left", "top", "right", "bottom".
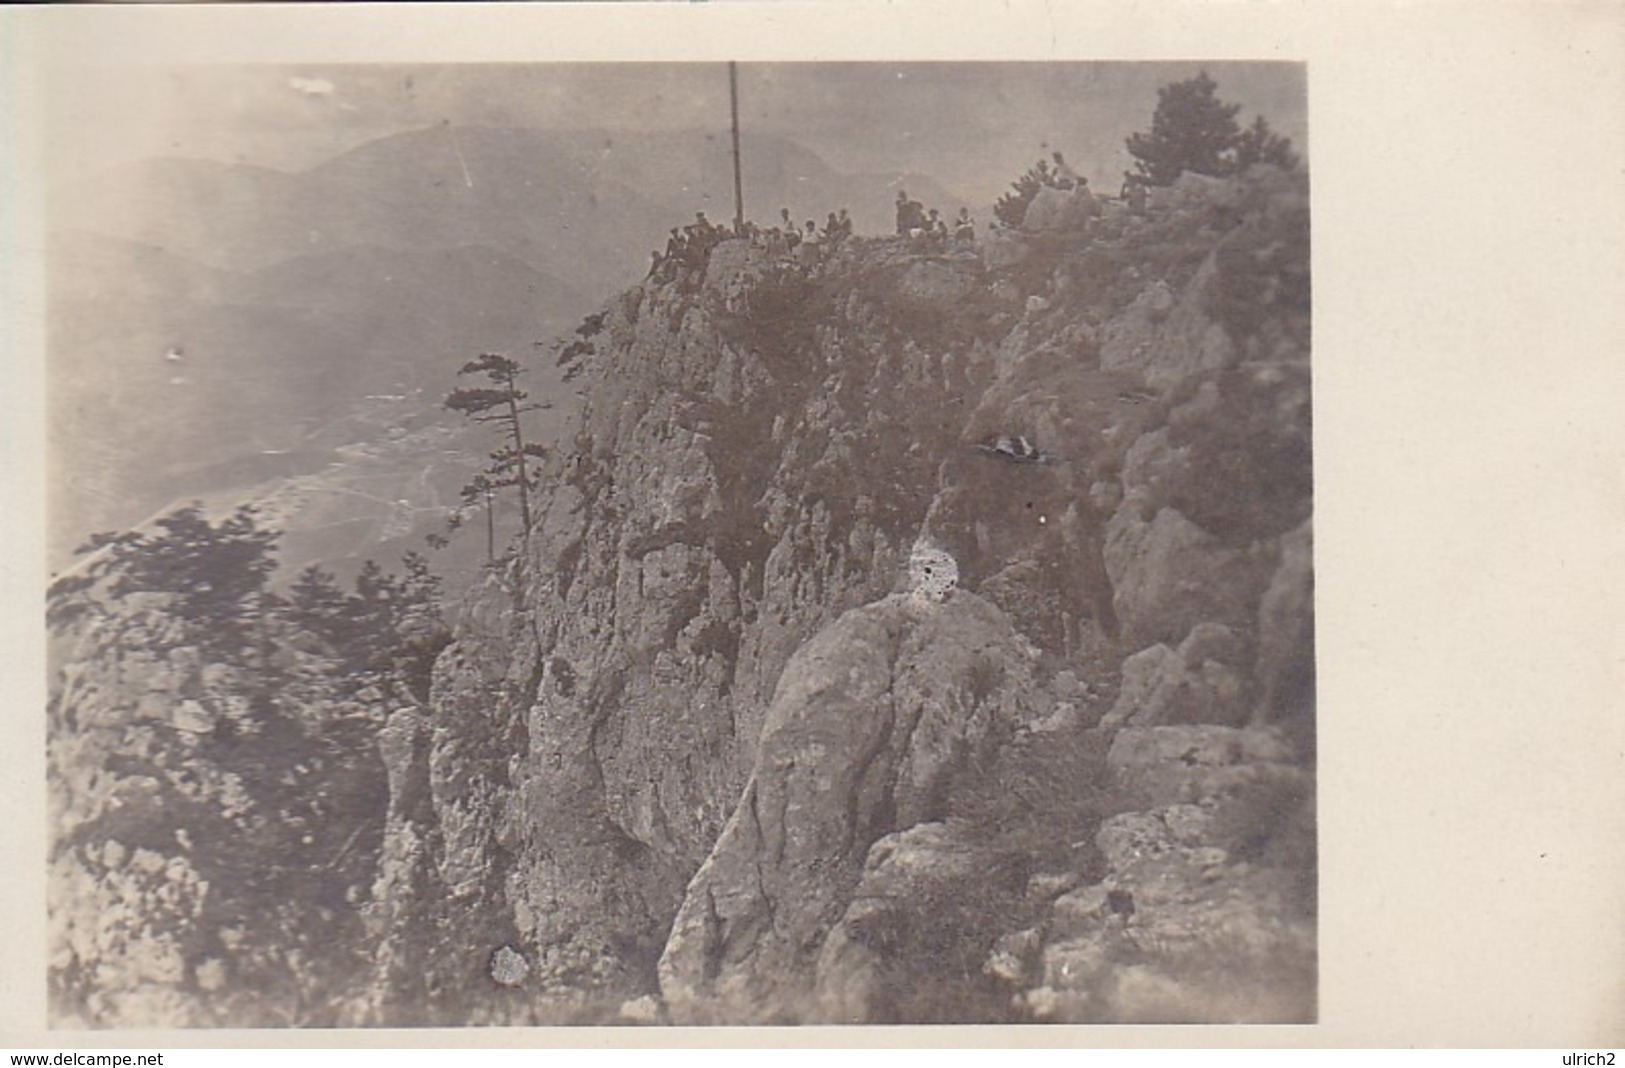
{"left": 50, "top": 161, "right": 1313, "bottom": 1026}
{"left": 355, "top": 162, "right": 1312, "bottom": 1025}
{"left": 1010, "top": 724, "right": 1315, "bottom": 1023}
{"left": 658, "top": 589, "right": 1039, "bottom": 1023}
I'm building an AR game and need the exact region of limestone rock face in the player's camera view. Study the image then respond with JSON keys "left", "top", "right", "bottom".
{"left": 812, "top": 821, "right": 992, "bottom": 1023}
{"left": 1105, "top": 506, "right": 1273, "bottom": 650}
{"left": 51, "top": 162, "right": 1314, "bottom": 1026}
{"left": 356, "top": 165, "right": 1314, "bottom": 1024}
{"left": 1100, "top": 252, "right": 1237, "bottom": 389}
{"left": 356, "top": 240, "right": 1021, "bottom": 1018}
{"left": 658, "top": 590, "right": 1037, "bottom": 1023}
{"left": 1102, "top": 623, "right": 1250, "bottom": 728}
{"left": 1106, "top": 724, "right": 1300, "bottom": 803}
{"left": 980, "top": 228, "right": 1032, "bottom": 269}
{"left": 356, "top": 708, "right": 438, "bottom": 1024}
{"left": 49, "top": 838, "right": 213, "bottom": 1029}
{"left": 1256, "top": 518, "right": 1315, "bottom": 732}
{"left": 700, "top": 237, "right": 764, "bottom": 305}
{"left": 47, "top": 622, "right": 399, "bottom": 1028}
{"left": 896, "top": 259, "right": 981, "bottom": 305}
{"left": 1012, "top": 723, "right": 1315, "bottom": 1024}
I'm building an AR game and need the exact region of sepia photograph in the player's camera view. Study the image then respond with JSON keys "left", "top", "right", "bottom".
{"left": 40, "top": 58, "right": 1314, "bottom": 1028}
{"left": 9, "top": 0, "right": 1622, "bottom": 1050}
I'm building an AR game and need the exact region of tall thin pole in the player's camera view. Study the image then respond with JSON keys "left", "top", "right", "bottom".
{"left": 729, "top": 61, "right": 745, "bottom": 232}
{"left": 484, "top": 487, "right": 495, "bottom": 562}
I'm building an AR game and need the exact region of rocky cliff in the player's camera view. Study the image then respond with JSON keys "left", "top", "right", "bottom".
{"left": 358, "top": 164, "right": 1314, "bottom": 1025}
{"left": 50, "top": 164, "right": 1314, "bottom": 1026}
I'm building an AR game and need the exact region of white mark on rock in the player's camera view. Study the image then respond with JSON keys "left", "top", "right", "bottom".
{"left": 489, "top": 944, "right": 530, "bottom": 987}
{"left": 908, "top": 539, "right": 958, "bottom": 603}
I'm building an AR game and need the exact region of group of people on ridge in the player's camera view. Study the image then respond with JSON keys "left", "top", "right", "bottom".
{"left": 895, "top": 191, "right": 977, "bottom": 248}
{"left": 652, "top": 159, "right": 1159, "bottom": 290}
{"left": 642, "top": 143, "right": 1163, "bottom": 289}
{"left": 1032, "top": 149, "right": 1150, "bottom": 217}
{"left": 647, "top": 204, "right": 857, "bottom": 286}
{"left": 756, "top": 206, "right": 853, "bottom": 260}
{"left": 648, "top": 212, "right": 734, "bottom": 285}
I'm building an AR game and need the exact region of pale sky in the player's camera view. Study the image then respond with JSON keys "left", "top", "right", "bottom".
{"left": 47, "top": 62, "right": 1306, "bottom": 206}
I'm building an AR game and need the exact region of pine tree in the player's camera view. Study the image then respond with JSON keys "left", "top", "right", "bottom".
{"left": 444, "top": 353, "right": 547, "bottom": 553}
{"left": 1232, "top": 114, "right": 1301, "bottom": 173}
{"left": 55, "top": 504, "right": 279, "bottom": 661}
{"left": 1125, "top": 70, "right": 1244, "bottom": 186}
{"left": 283, "top": 564, "right": 352, "bottom": 655}
{"left": 553, "top": 311, "right": 607, "bottom": 384}
{"left": 48, "top": 504, "right": 451, "bottom": 1024}
{"left": 994, "top": 158, "right": 1063, "bottom": 228}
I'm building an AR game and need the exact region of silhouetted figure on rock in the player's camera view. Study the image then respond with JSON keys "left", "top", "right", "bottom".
{"left": 1052, "top": 151, "right": 1083, "bottom": 189}
{"left": 1122, "top": 178, "right": 1148, "bottom": 216}
{"left": 954, "top": 207, "right": 975, "bottom": 243}
{"left": 896, "top": 190, "right": 927, "bottom": 236}
{"left": 797, "top": 221, "right": 822, "bottom": 267}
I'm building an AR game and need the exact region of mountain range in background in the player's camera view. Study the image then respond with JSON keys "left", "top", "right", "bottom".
{"left": 48, "top": 125, "right": 965, "bottom": 581}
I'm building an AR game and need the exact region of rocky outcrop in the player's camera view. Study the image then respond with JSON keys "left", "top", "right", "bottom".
{"left": 658, "top": 589, "right": 1037, "bottom": 1022}
{"left": 1256, "top": 518, "right": 1315, "bottom": 737}
{"left": 51, "top": 162, "right": 1314, "bottom": 1026}
{"left": 1099, "top": 253, "right": 1237, "bottom": 389}
{"left": 358, "top": 235, "right": 1020, "bottom": 1017}
{"left": 812, "top": 820, "right": 996, "bottom": 1023}
{"left": 1023, "top": 186, "right": 1103, "bottom": 233}
{"left": 1101, "top": 623, "right": 1250, "bottom": 729}
{"left": 366, "top": 165, "right": 1313, "bottom": 1025}
{"left": 47, "top": 620, "right": 397, "bottom": 1028}
{"left": 1104, "top": 506, "right": 1274, "bottom": 650}
{"left": 1003, "top": 724, "right": 1315, "bottom": 1024}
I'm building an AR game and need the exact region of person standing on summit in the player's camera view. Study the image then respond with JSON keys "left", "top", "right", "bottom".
{"left": 895, "top": 190, "right": 926, "bottom": 236}
{"left": 1052, "top": 151, "right": 1083, "bottom": 189}
{"left": 1121, "top": 177, "right": 1148, "bottom": 216}
{"left": 954, "top": 207, "right": 975, "bottom": 243}
{"left": 798, "top": 221, "right": 822, "bottom": 267}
